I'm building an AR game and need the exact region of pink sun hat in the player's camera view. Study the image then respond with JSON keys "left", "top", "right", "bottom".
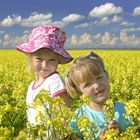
{"left": 16, "top": 25, "right": 73, "bottom": 64}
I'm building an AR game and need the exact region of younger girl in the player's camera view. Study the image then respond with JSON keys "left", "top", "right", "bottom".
{"left": 65, "top": 52, "right": 131, "bottom": 139}
{"left": 16, "top": 25, "right": 73, "bottom": 129}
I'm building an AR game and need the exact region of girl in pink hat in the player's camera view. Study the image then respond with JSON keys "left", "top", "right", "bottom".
{"left": 16, "top": 25, "right": 73, "bottom": 138}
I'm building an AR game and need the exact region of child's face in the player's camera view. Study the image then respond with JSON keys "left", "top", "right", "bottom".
{"left": 31, "top": 50, "right": 59, "bottom": 78}
{"left": 78, "top": 72, "right": 110, "bottom": 104}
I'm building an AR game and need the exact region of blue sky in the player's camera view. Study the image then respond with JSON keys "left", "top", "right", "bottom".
{"left": 0, "top": 0, "right": 140, "bottom": 49}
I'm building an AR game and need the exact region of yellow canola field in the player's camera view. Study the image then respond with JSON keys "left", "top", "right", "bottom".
{"left": 0, "top": 50, "right": 140, "bottom": 139}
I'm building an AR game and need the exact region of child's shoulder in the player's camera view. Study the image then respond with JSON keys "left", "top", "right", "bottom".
{"left": 75, "top": 104, "right": 97, "bottom": 116}
{"left": 50, "top": 72, "right": 61, "bottom": 77}
{"left": 47, "top": 72, "right": 63, "bottom": 81}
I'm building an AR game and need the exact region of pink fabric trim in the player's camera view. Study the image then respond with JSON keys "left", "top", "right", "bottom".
{"left": 52, "top": 89, "right": 67, "bottom": 97}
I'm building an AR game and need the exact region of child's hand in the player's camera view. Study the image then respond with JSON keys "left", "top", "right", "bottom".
{"left": 99, "top": 131, "right": 105, "bottom": 140}
{"left": 98, "top": 121, "right": 120, "bottom": 140}
{"left": 108, "top": 120, "right": 119, "bottom": 129}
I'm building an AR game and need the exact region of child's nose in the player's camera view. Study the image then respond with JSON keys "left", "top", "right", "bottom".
{"left": 93, "top": 82, "right": 101, "bottom": 90}
{"left": 42, "top": 60, "right": 48, "bottom": 68}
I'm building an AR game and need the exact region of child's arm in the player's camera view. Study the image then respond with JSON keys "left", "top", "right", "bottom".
{"left": 49, "top": 74, "right": 71, "bottom": 107}
{"left": 58, "top": 92, "right": 71, "bottom": 107}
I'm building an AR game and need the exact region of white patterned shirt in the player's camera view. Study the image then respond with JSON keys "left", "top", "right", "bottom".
{"left": 26, "top": 72, "right": 66, "bottom": 125}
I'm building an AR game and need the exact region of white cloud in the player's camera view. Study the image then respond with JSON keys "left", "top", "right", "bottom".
{"left": 0, "top": 12, "right": 85, "bottom": 28}
{"left": 75, "top": 15, "right": 123, "bottom": 28}
{"left": 0, "top": 33, "right": 28, "bottom": 48}
{"left": 70, "top": 34, "right": 79, "bottom": 45}
{"left": 69, "top": 33, "right": 92, "bottom": 46}
{"left": 1, "top": 31, "right": 140, "bottom": 49}
{"left": 121, "top": 21, "right": 134, "bottom": 27}
{"left": 0, "top": 15, "right": 22, "bottom": 27}
{"left": 112, "top": 15, "right": 123, "bottom": 22}
{"left": 98, "top": 17, "right": 110, "bottom": 25}
{"left": 69, "top": 32, "right": 111, "bottom": 46}
{"left": 75, "top": 23, "right": 91, "bottom": 28}
{"left": 62, "top": 14, "right": 84, "bottom": 23}
{"left": 1, "top": 16, "right": 18, "bottom": 26}
{"left": 67, "top": 31, "right": 140, "bottom": 48}
{"left": 3, "top": 33, "right": 10, "bottom": 40}
{"left": 1, "top": 23, "right": 140, "bottom": 49}
{"left": 121, "top": 27, "right": 140, "bottom": 33}
{"left": 51, "top": 21, "right": 66, "bottom": 28}
{"left": 102, "top": 32, "right": 111, "bottom": 44}
{"left": 0, "top": 13, "right": 52, "bottom": 27}
{"left": 79, "top": 33, "right": 92, "bottom": 44}
{"left": 51, "top": 14, "right": 85, "bottom": 28}
{"left": 102, "top": 32, "right": 118, "bottom": 45}
{"left": 89, "top": 3, "right": 123, "bottom": 18}
{"left": 23, "top": 30, "right": 30, "bottom": 34}
{"left": 1, "top": 34, "right": 12, "bottom": 47}
{"left": 13, "top": 34, "right": 28, "bottom": 45}
{"left": 120, "top": 32, "right": 129, "bottom": 44}
{"left": 133, "top": 6, "right": 140, "bottom": 16}
{"left": 47, "top": 13, "right": 85, "bottom": 28}
{"left": 21, "top": 13, "right": 52, "bottom": 27}
{"left": 93, "top": 33, "right": 101, "bottom": 41}
{"left": 120, "top": 32, "right": 140, "bottom": 45}
{"left": 95, "top": 15, "right": 123, "bottom": 26}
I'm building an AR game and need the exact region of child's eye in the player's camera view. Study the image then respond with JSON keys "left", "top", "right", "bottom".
{"left": 35, "top": 58, "right": 43, "bottom": 61}
{"left": 84, "top": 82, "right": 91, "bottom": 88}
{"left": 49, "top": 59, "right": 56, "bottom": 61}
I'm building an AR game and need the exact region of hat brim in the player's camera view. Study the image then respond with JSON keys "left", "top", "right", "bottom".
{"left": 16, "top": 41, "right": 73, "bottom": 64}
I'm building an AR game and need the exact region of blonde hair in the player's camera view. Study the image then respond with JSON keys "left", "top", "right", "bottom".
{"left": 65, "top": 52, "right": 107, "bottom": 97}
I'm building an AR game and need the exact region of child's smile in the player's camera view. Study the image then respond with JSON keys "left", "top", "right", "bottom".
{"left": 94, "top": 89, "right": 104, "bottom": 97}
